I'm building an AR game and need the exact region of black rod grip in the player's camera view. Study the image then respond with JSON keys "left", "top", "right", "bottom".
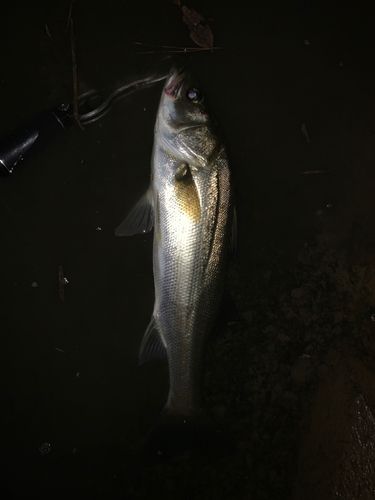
{"left": 0, "top": 104, "right": 74, "bottom": 175}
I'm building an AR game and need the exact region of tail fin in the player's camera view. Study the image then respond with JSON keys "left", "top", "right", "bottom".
{"left": 144, "top": 405, "right": 232, "bottom": 458}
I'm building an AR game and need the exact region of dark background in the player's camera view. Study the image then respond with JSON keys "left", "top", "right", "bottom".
{"left": 1, "top": 1, "right": 375, "bottom": 498}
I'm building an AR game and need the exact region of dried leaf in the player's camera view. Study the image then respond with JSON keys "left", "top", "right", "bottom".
{"left": 182, "top": 6, "right": 213, "bottom": 49}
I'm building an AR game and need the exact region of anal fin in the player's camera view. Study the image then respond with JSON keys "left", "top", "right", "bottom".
{"left": 139, "top": 316, "right": 167, "bottom": 365}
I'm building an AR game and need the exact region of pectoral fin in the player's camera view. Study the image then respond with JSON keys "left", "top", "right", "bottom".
{"left": 115, "top": 189, "right": 154, "bottom": 236}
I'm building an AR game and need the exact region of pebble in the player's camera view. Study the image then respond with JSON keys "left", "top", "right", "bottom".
{"left": 317, "top": 363, "right": 329, "bottom": 378}
{"left": 278, "top": 333, "right": 291, "bottom": 342}
{"left": 332, "top": 325, "right": 342, "bottom": 336}
{"left": 212, "top": 404, "right": 227, "bottom": 418}
{"left": 267, "top": 343, "right": 276, "bottom": 353}
{"left": 291, "top": 358, "right": 315, "bottom": 383}
{"left": 334, "top": 311, "right": 344, "bottom": 324}
{"left": 291, "top": 288, "right": 304, "bottom": 299}
{"left": 263, "top": 325, "right": 276, "bottom": 334}
{"left": 243, "top": 310, "right": 253, "bottom": 323}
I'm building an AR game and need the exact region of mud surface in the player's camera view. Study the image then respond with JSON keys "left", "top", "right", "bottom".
{"left": 1, "top": 1, "right": 375, "bottom": 499}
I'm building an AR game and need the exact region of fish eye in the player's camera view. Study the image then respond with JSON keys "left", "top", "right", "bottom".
{"left": 187, "top": 88, "right": 202, "bottom": 103}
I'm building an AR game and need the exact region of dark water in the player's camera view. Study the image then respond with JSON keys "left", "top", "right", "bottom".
{"left": 1, "top": 1, "right": 375, "bottom": 498}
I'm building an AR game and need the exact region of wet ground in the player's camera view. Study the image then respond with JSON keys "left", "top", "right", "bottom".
{"left": 1, "top": 0, "right": 375, "bottom": 498}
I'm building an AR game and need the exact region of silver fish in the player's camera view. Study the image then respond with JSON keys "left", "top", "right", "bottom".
{"left": 116, "top": 67, "right": 236, "bottom": 452}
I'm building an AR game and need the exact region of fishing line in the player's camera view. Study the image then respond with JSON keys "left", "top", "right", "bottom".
{"left": 0, "top": 68, "right": 170, "bottom": 176}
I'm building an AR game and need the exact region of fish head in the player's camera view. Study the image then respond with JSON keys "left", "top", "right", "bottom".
{"left": 160, "top": 67, "right": 209, "bottom": 128}
{"left": 156, "top": 66, "right": 219, "bottom": 166}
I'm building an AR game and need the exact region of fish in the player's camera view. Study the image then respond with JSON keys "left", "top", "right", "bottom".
{"left": 116, "top": 66, "right": 236, "bottom": 453}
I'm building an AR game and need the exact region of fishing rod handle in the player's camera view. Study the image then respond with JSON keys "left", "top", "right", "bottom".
{"left": 0, "top": 103, "right": 75, "bottom": 175}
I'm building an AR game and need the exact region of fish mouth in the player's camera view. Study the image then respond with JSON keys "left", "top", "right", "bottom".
{"left": 164, "top": 68, "right": 187, "bottom": 99}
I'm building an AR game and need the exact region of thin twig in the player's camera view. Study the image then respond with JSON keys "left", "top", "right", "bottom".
{"left": 133, "top": 41, "right": 223, "bottom": 53}
{"left": 0, "top": 192, "right": 13, "bottom": 216}
{"left": 135, "top": 48, "right": 223, "bottom": 54}
{"left": 301, "top": 170, "right": 330, "bottom": 174}
{"left": 59, "top": 265, "right": 65, "bottom": 301}
{"left": 55, "top": 347, "right": 66, "bottom": 353}
{"left": 134, "top": 41, "right": 223, "bottom": 49}
{"left": 301, "top": 123, "right": 311, "bottom": 143}
{"left": 69, "top": 18, "right": 84, "bottom": 130}
{"left": 66, "top": 0, "right": 75, "bottom": 30}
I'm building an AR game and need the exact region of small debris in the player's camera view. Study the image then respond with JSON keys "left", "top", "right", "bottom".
{"left": 31, "top": 282, "right": 38, "bottom": 288}
{"left": 38, "top": 443, "right": 51, "bottom": 455}
{"left": 59, "top": 265, "right": 68, "bottom": 301}
{"left": 55, "top": 347, "right": 66, "bottom": 354}
{"left": 301, "top": 123, "right": 311, "bottom": 143}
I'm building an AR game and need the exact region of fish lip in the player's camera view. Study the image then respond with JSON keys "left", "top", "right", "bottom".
{"left": 164, "top": 68, "right": 188, "bottom": 99}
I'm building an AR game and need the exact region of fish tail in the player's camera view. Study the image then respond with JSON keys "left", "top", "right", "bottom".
{"left": 144, "top": 405, "right": 232, "bottom": 457}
